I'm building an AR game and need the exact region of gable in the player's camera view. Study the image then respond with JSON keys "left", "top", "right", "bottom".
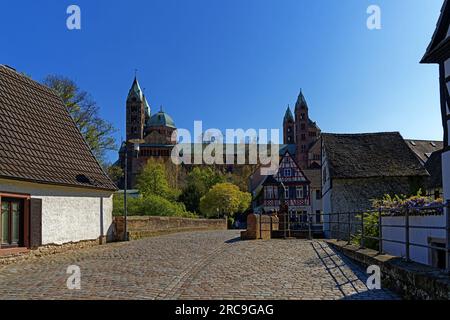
{"left": 274, "top": 153, "right": 309, "bottom": 183}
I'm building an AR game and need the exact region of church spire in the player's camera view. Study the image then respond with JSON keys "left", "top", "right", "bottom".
{"left": 295, "top": 89, "right": 308, "bottom": 111}
{"left": 283, "top": 105, "right": 294, "bottom": 123}
{"left": 127, "top": 76, "right": 143, "bottom": 101}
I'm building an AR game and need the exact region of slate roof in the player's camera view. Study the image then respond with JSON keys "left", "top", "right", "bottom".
{"left": 322, "top": 132, "right": 429, "bottom": 179}
{"left": 303, "top": 169, "right": 321, "bottom": 188}
{"left": 405, "top": 139, "right": 443, "bottom": 164}
{"left": 0, "top": 65, "right": 117, "bottom": 191}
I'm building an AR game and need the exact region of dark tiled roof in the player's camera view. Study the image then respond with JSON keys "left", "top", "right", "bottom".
{"left": 303, "top": 169, "right": 321, "bottom": 188}
{"left": 322, "top": 132, "right": 429, "bottom": 179}
{"left": 405, "top": 139, "right": 443, "bottom": 164}
{"left": 421, "top": 0, "right": 450, "bottom": 63}
{"left": 425, "top": 150, "right": 442, "bottom": 190}
{"left": 0, "top": 65, "right": 117, "bottom": 191}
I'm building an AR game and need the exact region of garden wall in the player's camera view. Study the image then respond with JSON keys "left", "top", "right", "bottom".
{"left": 114, "top": 216, "right": 227, "bottom": 240}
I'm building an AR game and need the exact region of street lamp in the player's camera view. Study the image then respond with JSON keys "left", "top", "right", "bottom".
{"left": 123, "top": 138, "right": 144, "bottom": 241}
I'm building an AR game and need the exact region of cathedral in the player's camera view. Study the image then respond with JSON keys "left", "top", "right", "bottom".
{"left": 118, "top": 76, "right": 322, "bottom": 190}
{"left": 118, "top": 77, "right": 178, "bottom": 188}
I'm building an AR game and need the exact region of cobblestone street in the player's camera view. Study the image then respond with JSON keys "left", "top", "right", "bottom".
{"left": 0, "top": 230, "right": 399, "bottom": 300}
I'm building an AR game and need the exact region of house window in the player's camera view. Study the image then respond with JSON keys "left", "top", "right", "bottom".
{"left": 284, "top": 169, "right": 292, "bottom": 177}
{"left": 284, "top": 188, "right": 290, "bottom": 199}
{"left": 300, "top": 113, "right": 305, "bottom": 120}
{"left": 316, "top": 210, "right": 322, "bottom": 224}
{"left": 301, "top": 123, "right": 306, "bottom": 130}
{"left": 287, "top": 137, "right": 291, "bottom": 142}
{"left": 316, "top": 190, "right": 321, "bottom": 200}
{"left": 265, "top": 186, "right": 274, "bottom": 199}
{"left": 296, "top": 187, "right": 303, "bottom": 199}
{"left": 301, "top": 145, "right": 306, "bottom": 153}
{"left": 301, "top": 134, "right": 306, "bottom": 141}
{"left": 287, "top": 128, "right": 291, "bottom": 133}
{"left": 1, "top": 198, "right": 24, "bottom": 247}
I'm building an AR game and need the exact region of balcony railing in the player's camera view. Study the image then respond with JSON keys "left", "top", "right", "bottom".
{"left": 263, "top": 198, "right": 310, "bottom": 207}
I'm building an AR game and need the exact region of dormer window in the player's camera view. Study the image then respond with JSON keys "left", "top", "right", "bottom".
{"left": 284, "top": 169, "right": 292, "bottom": 177}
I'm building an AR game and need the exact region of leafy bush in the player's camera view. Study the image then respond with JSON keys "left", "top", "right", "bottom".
{"left": 112, "top": 194, "right": 196, "bottom": 218}
{"left": 351, "top": 212, "right": 379, "bottom": 250}
{"left": 351, "top": 190, "right": 443, "bottom": 250}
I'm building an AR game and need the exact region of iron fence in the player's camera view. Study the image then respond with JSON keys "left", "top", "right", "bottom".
{"left": 323, "top": 201, "right": 450, "bottom": 273}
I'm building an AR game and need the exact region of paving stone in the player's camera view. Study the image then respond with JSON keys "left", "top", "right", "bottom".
{"left": 0, "top": 230, "right": 399, "bottom": 300}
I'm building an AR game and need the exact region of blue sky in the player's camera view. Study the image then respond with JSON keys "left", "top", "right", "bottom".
{"left": 0, "top": 0, "right": 444, "bottom": 163}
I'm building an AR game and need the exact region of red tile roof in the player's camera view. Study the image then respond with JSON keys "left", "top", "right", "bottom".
{"left": 0, "top": 65, "right": 117, "bottom": 191}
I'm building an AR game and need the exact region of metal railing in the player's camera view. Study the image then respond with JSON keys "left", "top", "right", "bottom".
{"left": 273, "top": 211, "right": 323, "bottom": 240}
{"left": 323, "top": 201, "right": 450, "bottom": 273}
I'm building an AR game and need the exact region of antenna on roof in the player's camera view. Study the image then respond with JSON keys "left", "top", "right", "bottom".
{"left": 134, "top": 68, "right": 138, "bottom": 78}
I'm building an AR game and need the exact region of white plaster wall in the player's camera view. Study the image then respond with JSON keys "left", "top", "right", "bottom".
{"left": 0, "top": 179, "right": 114, "bottom": 245}
{"left": 381, "top": 215, "right": 446, "bottom": 266}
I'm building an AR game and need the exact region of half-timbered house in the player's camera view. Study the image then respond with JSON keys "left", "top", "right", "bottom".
{"left": 252, "top": 151, "right": 313, "bottom": 219}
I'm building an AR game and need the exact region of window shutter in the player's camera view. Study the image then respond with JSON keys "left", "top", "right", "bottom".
{"left": 29, "top": 198, "right": 42, "bottom": 248}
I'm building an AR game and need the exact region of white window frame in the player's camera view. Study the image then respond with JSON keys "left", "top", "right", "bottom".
{"left": 284, "top": 188, "right": 290, "bottom": 199}
{"left": 265, "top": 186, "right": 274, "bottom": 199}
{"left": 284, "top": 169, "right": 292, "bottom": 177}
{"left": 296, "top": 187, "right": 303, "bottom": 199}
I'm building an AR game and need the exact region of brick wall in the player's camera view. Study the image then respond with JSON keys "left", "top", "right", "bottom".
{"left": 114, "top": 216, "right": 227, "bottom": 240}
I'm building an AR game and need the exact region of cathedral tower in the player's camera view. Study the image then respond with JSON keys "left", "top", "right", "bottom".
{"left": 126, "top": 77, "right": 149, "bottom": 141}
{"left": 283, "top": 105, "right": 295, "bottom": 145}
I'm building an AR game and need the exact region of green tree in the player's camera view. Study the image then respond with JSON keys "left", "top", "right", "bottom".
{"left": 43, "top": 75, "right": 117, "bottom": 164}
{"left": 105, "top": 164, "right": 123, "bottom": 185}
{"left": 199, "top": 182, "right": 251, "bottom": 219}
{"left": 136, "top": 160, "right": 171, "bottom": 199}
{"left": 179, "top": 167, "right": 225, "bottom": 212}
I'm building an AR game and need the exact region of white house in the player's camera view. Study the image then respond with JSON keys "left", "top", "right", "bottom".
{"left": 421, "top": 0, "right": 450, "bottom": 270}
{"left": 0, "top": 65, "right": 117, "bottom": 250}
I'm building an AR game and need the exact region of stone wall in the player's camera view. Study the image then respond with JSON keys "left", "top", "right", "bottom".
{"left": 326, "top": 240, "right": 450, "bottom": 300}
{"left": 327, "top": 176, "right": 421, "bottom": 240}
{"left": 114, "top": 216, "right": 227, "bottom": 240}
{"left": 0, "top": 238, "right": 104, "bottom": 267}
{"left": 241, "top": 214, "right": 278, "bottom": 240}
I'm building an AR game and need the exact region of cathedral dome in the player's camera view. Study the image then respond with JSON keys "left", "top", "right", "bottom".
{"left": 147, "top": 109, "right": 176, "bottom": 128}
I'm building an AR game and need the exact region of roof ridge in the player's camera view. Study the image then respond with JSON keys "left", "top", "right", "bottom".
{"left": 323, "top": 131, "right": 400, "bottom": 137}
